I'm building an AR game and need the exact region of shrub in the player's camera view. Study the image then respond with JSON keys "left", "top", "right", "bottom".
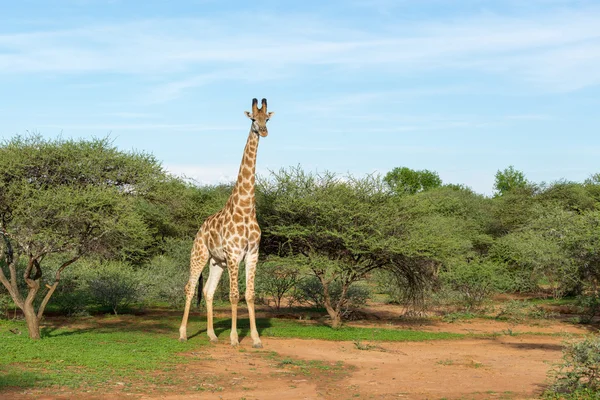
{"left": 255, "top": 260, "right": 302, "bottom": 310}
{"left": 140, "top": 253, "right": 189, "bottom": 309}
{"left": 374, "top": 270, "right": 406, "bottom": 305}
{"left": 546, "top": 336, "right": 600, "bottom": 397}
{"left": 374, "top": 269, "right": 437, "bottom": 313}
{"left": 495, "top": 300, "right": 556, "bottom": 323}
{"left": 86, "top": 261, "right": 147, "bottom": 315}
{"left": 440, "top": 261, "right": 509, "bottom": 311}
{"left": 292, "top": 276, "right": 370, "bottom": 313}
{"left": 576, "top": 291, "right": 600, "bottom": 324}
{"left": 49, "top": 274, "right": 89, "bottom": 316}
{"left": 0, "top": 293, "right": 14, "bottom": 319}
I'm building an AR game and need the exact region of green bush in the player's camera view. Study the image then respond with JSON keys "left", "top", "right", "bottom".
{"left": 140, "top": 254, "right": 189, "bottom": 308}
{"left": 256, "top": 260, "right": 302, "bottom": 310}
{"left": 0, "top": 293, "right": 15, "bottom": 319}
{"left": 576, "top": 291, "right": 600, "bottom": 324}
{"left": 374, "top": 269, "right": 437, "bottom": 312}
{"left": 495, "top": 300, "right": 556, "bottom": 323}
{"left": 86, "top": 261, "right": 147, "bottom": 315}
{"left": 292, "top": 276, "right": 370, "bottom": 312}
{"left": 374, "top": 270, "right": 406, "bottom": 304}
{"left": 546, "top": 336, "right": 600, "bottom": 397}
{"left": 440, "top": 261, "right": 510, "bottom": 311}
{"left": 49, "top": 273, "right": 89, "bottom": 316}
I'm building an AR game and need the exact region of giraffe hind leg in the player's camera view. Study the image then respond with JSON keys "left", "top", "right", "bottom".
{"left": 204, "top": 258, "right": 224, "bottom": 343}
{"left": 178, "top": 238, "right": 209, "bottom": 342}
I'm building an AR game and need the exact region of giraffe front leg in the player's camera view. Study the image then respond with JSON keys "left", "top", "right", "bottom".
{"left": 245, "top": 249, "right": 262, "bottom": 348}
{"left": 179, "top": 242, "right": 209, "bottom": 342}
{"left": 227, "top": 259, "right": 240, "bottom": 346}
{"left": 204, "top": 259, "right": 224, "bottom": 343}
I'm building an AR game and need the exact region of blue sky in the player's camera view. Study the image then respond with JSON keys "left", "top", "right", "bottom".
{"left": 1, "top": 0, "right": 599, "bottom": 195}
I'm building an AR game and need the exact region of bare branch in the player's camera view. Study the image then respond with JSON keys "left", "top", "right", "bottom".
{"left": 0, "top": 261, "right": 24, "bottom": 308}
{"left": 37, "top": 256, "right": 80, "bottom": 320}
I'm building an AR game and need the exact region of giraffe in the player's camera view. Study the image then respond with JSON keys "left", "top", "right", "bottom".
{"left": 179, "top": 98, "right": 274, "bottom": 348}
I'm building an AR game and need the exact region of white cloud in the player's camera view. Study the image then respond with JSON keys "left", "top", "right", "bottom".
{"left": 1, "top": 7, "right": 599, "bottom": 97}
{"left": 165, "top": 164, "right": 238, "bottom": 185}
{"left": 36, "top": 123, "right": 238, "bottom": 131}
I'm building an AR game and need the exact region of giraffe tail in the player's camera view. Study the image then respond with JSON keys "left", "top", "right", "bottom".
{"left": 196, "top": 273, "right": 203, "bottom": 308}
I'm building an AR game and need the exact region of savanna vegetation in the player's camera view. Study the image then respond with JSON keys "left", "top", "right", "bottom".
{"left": 1, "top": 135, "right": 599, "bottom": 398}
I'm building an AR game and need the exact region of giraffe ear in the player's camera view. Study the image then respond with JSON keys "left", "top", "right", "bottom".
{"left": 244, "top": 111, "right": 253, "bottom": 119}
{"left": 266, "top": 112, "right": 275, "bottom": 119}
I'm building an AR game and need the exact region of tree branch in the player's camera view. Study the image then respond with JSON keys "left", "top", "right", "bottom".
{"left": 0, "top": 261, "right": 24, "bottom": 309}
{"left": 1, "top": 229, "right": 21, "bottom": 294}
{"left": 37, "top": 256, "right": 80, "bottom": 320}
{"left": 23, "top": 256, "right": 36, "bottom": 288}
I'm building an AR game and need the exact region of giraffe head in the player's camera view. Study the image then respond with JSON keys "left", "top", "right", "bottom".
{"left": 244, "top": 98, "right": 274, "bottom": 137}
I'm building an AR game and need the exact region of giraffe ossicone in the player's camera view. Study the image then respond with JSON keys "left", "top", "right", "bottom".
{"left": 179, "top": 98, "right": 273, "bottom": 348}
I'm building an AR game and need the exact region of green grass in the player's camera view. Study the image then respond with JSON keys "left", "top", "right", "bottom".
{"left": 0, "top": 315, "right": 463, "bottom": 391}
{"left": 209, "top": 317, "right": 464, "bottom": 342}
{"left": 543, "top": 388, "right": 600, "bottom": 400}
{"left": 0, "top": 319, "right": 203, "bottom": 390}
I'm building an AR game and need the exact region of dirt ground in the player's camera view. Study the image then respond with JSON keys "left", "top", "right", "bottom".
{"left": 147, "top": 316, "right": 593, "bottom": 400}
{"left": 159, "top": 335, "right": 568, "bottom": 400}
{"left": 5, "top": 303, "right": 599, "bottom": 400}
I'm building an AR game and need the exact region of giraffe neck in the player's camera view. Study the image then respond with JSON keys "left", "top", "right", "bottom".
{"left": 229, "top": 130, "right": 260, "bottom": 207}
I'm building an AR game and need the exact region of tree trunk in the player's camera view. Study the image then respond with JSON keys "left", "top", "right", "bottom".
{"left": 23, "top": 257, "right": 42, "bottom": 340}
{"left": 23, "top": 304, "right": 41, "bottom": 340}
{"left": 329, "top": 312, "right": 342, "bottom": 329}
{"left": 320, "top": 279, "right": 343, "bottom": 328}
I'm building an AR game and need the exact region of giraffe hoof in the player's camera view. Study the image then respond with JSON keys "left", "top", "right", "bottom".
{"left": 179, "top": 337, "right": 188, "bottom": 343}
{"left": 252, "top": 342, "right": 263, "bottom": 349}
{"left": 209, "top": 338, "right": 218, "bottom": 344}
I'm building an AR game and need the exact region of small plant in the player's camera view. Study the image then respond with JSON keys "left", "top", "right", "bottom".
{"left": 496, "top": 300, "right": 556, "bottom": 323}
{"left": 546, "top": 336, "right": 600, "bottom": 397}
{"left": 501, "top": 328, "right": 515, "bottom": 336}
{"left": 442, "top": 311, "right": 477, "bottom": 323}
{"left": 468, "top": 361, "right": 484, "bottom": 369}
{"left": 353, "top": 339, "right": 373, "bottom": 351}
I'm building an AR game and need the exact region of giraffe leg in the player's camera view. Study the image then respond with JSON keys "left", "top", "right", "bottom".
{"left": 204, "top": 259, "right": 224, "bottom": 343}
{"left": 179, "top": 238, "right": 209, "bottom": 342}
{"left": 227, "top": 257, "right": 241, "bottom": 346}
{"left": 245, "top": 249, "right": 262, "bottom": 348}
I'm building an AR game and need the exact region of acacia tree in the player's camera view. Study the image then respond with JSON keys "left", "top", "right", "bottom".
{"left": 0, "top": 135, "right": 163, "bottom": 339}
{"left": 494, "top": 165, "right": 529, "bottom": 196}
{"left": 383, "top": 167, "right": 442, "bottom": 195}
{"left": 258, "top": 168, "right": 471, "bottom": 326}
{"left": 257, "top": 168, "right": 390, "bottom": 326}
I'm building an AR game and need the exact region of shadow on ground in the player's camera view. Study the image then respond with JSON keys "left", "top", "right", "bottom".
{"left": 40, "top": 315, "right": 275, "bottom": 343}
{"left": 188, "top": 317, "right": 274, "bottom": 342}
